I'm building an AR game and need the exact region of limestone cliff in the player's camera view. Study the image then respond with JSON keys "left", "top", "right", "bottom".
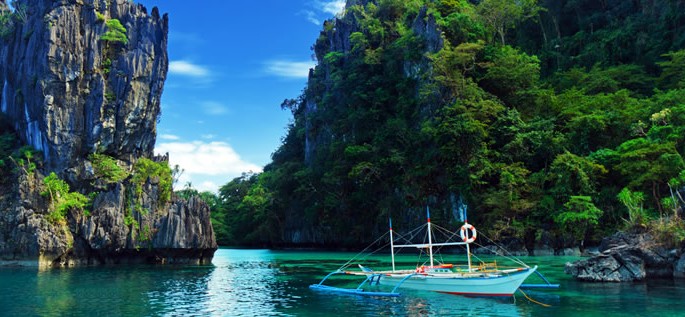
{"left": 1, "top": 0, "right": 166, "bottom": 172}
{"left": 284, "top": 0, "right": 446, "bottom": 245}
{"left": 0, "top": 0, "right": 216, "bottom": 267}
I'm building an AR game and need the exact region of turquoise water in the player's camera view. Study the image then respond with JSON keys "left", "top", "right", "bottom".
{"left": 0, "top": 249, "right": 683, "bottom": 316}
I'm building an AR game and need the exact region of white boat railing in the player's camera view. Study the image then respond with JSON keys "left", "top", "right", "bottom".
{"left": 393, "top": 241, "right": 469, "bottom": 248}
{"left": 391, "top": 207, "right": 476, "bottom": 272}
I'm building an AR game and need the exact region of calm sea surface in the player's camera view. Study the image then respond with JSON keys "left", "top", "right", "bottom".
{"left": 0, "top": 248, "right": 684, "bottom": 316}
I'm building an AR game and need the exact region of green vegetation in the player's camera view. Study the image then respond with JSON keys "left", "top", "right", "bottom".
{"left": 89, "top": 153, "right": 129, "bottom": 183}
{"left": 617, "top": 188, "right": 648, "bottom": 229}
{"left": 132, "top": 158, "right": 172, "bottom": 206}
{"left": 0, "top": 9, "right": 14, "bottom": 39}
{"left": 124, "top": 212, "right": 138, "bottom": 227}
{"left": 102, "top": 58, "right": 112, "bottom": 75}
{"left": 10, "top": 145, "right": 40, "bottom": 178}
{"left": 174, "top": 182, "right": 228, "bottom": 243}
{"left": 200, "top": 0, "right": 685, "bottom": 249}
{"left": 99, "top": 17, "right": 125, "bottom": 105}
{"left": 100, "top": 18, "right": 128, "bottom": 44}
{"left": 123, "top": 158, "right": 173, "bottom": 248}
{"left": 0, "top": 134, "right": 15, "bottom": 171}
{"left": 95, "top": 11, "right": 106, "bottom": 22}
{"left": 0, "top": 1, "right": 28, "bottom": 39}
{"left": 554, "top": 196, "right": 603, "bottom": 248}
{"left": 41, "top": 172, "right": 90, "bottom": 225}
{"left": 104, "top": 91, "right": 115, "bottom": 102}
{"left": 209, "top": 173, "right": 273, "bottom": 245}
{"left": 476, "top": 0, "right": 540, "bottom": 45}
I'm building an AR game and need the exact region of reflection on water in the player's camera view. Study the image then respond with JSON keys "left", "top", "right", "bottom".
{"left": 305, "top": 284, "right": 522, "bottom": 316}
{"left": 2, "top": 266, "right": 155, "bottom": 316}
{"left": 0, "top": 250, "right": 684, "bottom": 316}
{"left": 148, "top": 249, "right": 300, "bottom": 316}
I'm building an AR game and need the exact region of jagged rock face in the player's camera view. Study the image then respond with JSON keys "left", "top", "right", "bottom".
{"left": 290, "top": 1, "right": 447, "bottom": 245}
{"left": 0, "top": 0, "right": 217, "bottom": 267}
{"left": 304, "top": 1, "right": 445, "bottom": 164}
{"left": 0, "top": 0, "right": 167, "bottom": 173}
{"left": 564, "top": 246, "right": 648, "bottom": 282}
{"left": 0, "top": 168, "right": 217, "bottom": 267}
{"left": 69, "top": 180, "right": 216, "bottom": 266}
{"left": 565, "top": 232, "right": 681, "bottom": 281}
{"left": 0, "top": 174, "right": 75, "bottom": 265}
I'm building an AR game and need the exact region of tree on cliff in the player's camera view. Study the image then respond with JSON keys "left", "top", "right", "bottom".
{"left": 555, "top": 196, "right": 603, "bottom": 249}
{"left": 476, "top": 0, "right": 541, "bottom": 45}
{"left": 101, "top": 18, "right": 128, "bottom": 44}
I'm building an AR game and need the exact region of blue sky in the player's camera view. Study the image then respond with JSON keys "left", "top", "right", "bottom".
{"left": 134, "top": 1, "right": 345, "bottom": 192}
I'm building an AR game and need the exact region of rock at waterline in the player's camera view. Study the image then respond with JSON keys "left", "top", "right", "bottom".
{"left": 565, "top": 232, "right": 683, "bottom": 281}
{"left": 0, "top": 0, "right": 216, "bottom": 267}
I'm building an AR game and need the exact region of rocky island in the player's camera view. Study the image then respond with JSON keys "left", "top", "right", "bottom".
{"left": 565, "top": 231, "right": 685, "bottom": 281}
{"left": 0, "top": 0, "right": 216, "bottom": 267}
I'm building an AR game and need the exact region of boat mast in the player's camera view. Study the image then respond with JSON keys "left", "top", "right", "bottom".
{"left": 389, "top": 218, "right": 396, "bottom": 272}
{"left": 427, "top": 206, "right": 434, "bottom": 267}
{"left": 464, "top": 207, "right": 472, "bottom": 272}
{"left": 466, "top": 225, "right": 472, "bottom": 272}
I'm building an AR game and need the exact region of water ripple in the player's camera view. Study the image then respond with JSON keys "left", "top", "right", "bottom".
{"left": 1, "top": 251, "right": 685, "bottom": 316}
{"left": 144, "top": 251, "right": 296, "bottom": 316}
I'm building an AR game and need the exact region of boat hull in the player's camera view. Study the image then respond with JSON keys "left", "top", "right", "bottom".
{"left": 377, "top": 267, "right": 536, "bottom": 296}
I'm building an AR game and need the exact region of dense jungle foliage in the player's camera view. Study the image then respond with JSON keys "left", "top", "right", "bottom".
{"left": 204, "top": 0, "right": 685, "bottom": 249}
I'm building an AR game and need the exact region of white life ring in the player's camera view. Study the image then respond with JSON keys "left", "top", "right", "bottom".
{"left": 460, "top": 223, "right": 477, "bottom": 243}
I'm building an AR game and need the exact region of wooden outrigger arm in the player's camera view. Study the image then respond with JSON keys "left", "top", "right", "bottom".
{"left": 309, "top": 269, "right": 421, "bottom": 297}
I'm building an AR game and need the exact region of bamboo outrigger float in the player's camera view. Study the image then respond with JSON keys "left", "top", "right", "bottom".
{"left": 310, "top": 207, "right": 558, "bottom": 297}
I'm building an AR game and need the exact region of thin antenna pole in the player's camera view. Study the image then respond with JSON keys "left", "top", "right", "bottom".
{"left": 427, "top": 206, "right": 434, "bottom": 267}
{"left": 389, "top": 218, "right": 395, "bottom": 272}
{"left": 464, "top": 205, "right": 472, "bottom": 272}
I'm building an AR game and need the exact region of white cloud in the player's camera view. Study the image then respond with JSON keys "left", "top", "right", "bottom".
{"left": 301, "top": 0, "right": 345, "bottom": 25}
{"left": 156, "top": 141, "right": 262, "bottom": 193}
{"left": 196, "top": 181, "right": 219, "bottom": 193}
{"left": 201, "top": 101, "right": 229, "bottom": 115}
{"left": 168, "top": 60, "right": 210, "bottom": 78}
{"left": 159, "top": 134, "right": 180, "bottom": 141}
{"left": 264, "top": 60, "right": 316, "bottom": 79}
{"left": 201, "top": 134, "right": 216, "bottom": 139}
{"left": 319, "top": 0, "right": 345, "bottom": 15}
{"left": 303, "top": 10, "right": 319, "bottom": 25}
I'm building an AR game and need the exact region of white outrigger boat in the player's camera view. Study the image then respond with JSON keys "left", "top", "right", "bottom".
{"left": 310, "top": 208, "right": 558, "bottom": 297}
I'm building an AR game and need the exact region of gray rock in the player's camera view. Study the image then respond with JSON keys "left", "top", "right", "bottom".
{"left": 533, "top": 247, "right": 555, "bottom": 256}
{"left": 557, "top": 247, "right": 581, "bottom": 256}
{"left": 599, "top": 231, "right": 650, "bottom": 252}
{"left": 675, "top": 256, "right": 685, "bottom": 279}
{"left": 566, "top": 232, "right": 678, "bottom": 282}
{"left": 0, "top": 0, "right": 216, "bottom": 267}
{"left": 582, "top": 247, "right": 600, "bottom": 256}
{"left": 533, "top": 230, "right": 556, "bottom": 255}
{"left": 0, "top": 0, "right": 167, "bottom": 173}
{"left": 565, "top": 246, "right": 646, "bottom": 282}
{"left": 410, "top": 6, "right": 443, "bottom": 54}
